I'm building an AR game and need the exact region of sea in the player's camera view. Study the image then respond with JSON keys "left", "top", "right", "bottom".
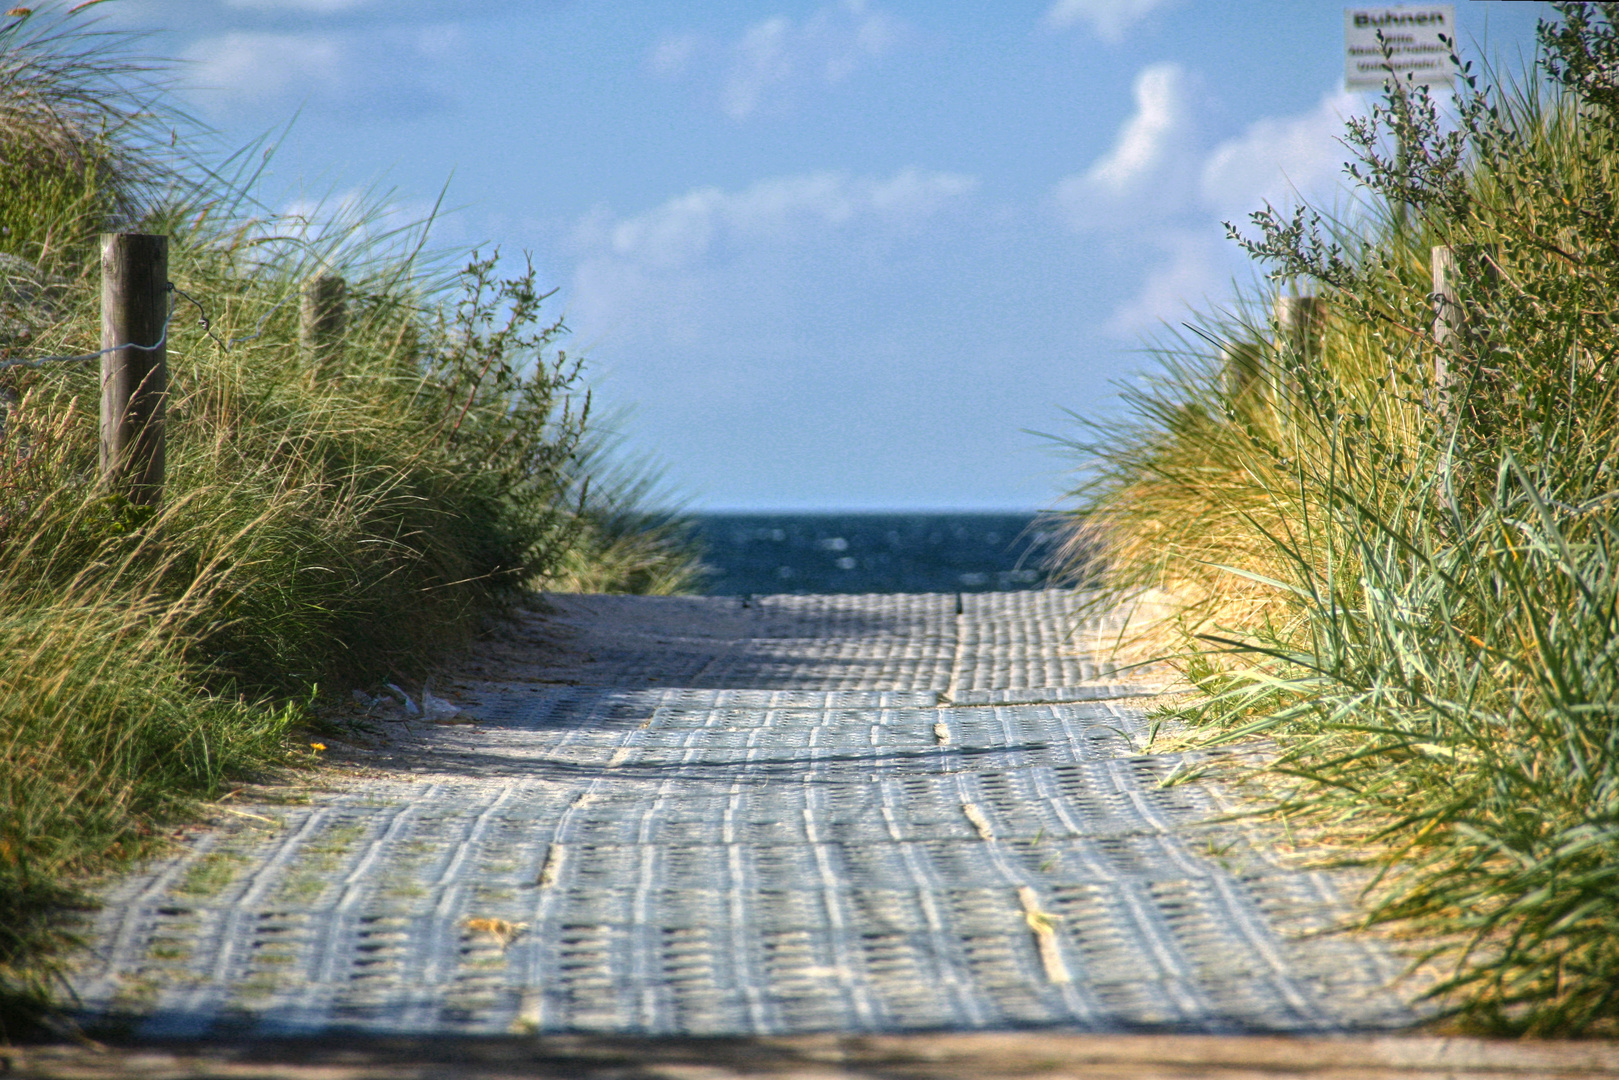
{"left": 689, "top": 512, "right": 1069, "bottom": 596}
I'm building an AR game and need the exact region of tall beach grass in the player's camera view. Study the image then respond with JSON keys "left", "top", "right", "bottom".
{"left": 0, "top": 8, "right": 698, "bottom": 1032}
{"left": 1059, "top": 3, "right": 1619, "bottom": 1035}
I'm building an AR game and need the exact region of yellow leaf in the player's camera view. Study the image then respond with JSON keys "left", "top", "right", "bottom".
{"left": 465, "top": 917, "right": 526, "bottom": 947}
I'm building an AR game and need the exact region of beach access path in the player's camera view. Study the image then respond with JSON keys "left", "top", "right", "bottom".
{"left": 25, "top": 592, "right": 1616, "bottom": 1078}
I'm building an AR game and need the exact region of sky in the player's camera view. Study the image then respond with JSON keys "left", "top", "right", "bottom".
{"left": 90, "top": 0, "right": 1550, "bottom": 510}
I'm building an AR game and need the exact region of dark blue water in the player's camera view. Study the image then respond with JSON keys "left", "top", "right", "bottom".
{"left": 692, "top": 513, "right": 1065, "bottom": 595}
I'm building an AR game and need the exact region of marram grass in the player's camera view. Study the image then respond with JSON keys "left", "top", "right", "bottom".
{"left": 1058, "top": 2, "right": 1619, "bottom": 1036}
{"left": 0, "top": 9, "right": 699, "bottom": 1033}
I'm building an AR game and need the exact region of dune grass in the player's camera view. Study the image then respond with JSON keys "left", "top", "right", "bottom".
{"left": 0, "top": 9, "right": 699, "bottom": 1034}
{"left": 1058, "top": 3, "right": 1619, "bottom": 1035}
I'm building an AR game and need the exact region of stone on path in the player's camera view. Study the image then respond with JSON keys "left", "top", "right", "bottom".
{"left": 68, "top": 592, "right": 1415, "bottom": 1040}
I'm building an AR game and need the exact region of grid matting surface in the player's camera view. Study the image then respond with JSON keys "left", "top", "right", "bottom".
{"left": 478, "top": 592, "right": 1136, "bottom": 693}
{"left": 67, "top": 594, "right": 1417, "bottom": 1037}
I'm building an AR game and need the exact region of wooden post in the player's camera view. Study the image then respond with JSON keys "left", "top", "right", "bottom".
{"left": 1432, "top": 245, "right": 1460, "bottom": 411}
{"left": 1431, "top": 245, "right": 1462, "bottom": 349}
{"left": 1272, "top": 295, "right": 1326, "bottom": 409}
{"left": 1431, "top": 244, "right": 1498, "bottom": 405}
{"left": 100, "top": 233, "right": 167, "bottom": 506}
{"left": 1430, "top": 245, "right": 1499, "bottom": 509}
{"left": 300, "top": 274, "right": 347, "bottom": 378}
{"left": 1221, "top": 339, "right": 1265, "bottom": 408}
{"left": 1275, "top": 295, "right": 1326, "bottom": 359}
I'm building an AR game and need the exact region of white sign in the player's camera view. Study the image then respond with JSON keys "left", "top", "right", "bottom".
{"left": 1344, "top": 6, "right": 1456, "bottom": 90}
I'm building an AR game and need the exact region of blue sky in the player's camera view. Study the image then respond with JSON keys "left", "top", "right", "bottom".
{"left": 100, "top": 0, "right": 1548, "bottom": 510}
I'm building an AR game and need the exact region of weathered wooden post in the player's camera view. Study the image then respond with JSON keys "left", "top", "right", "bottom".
{"left": 1271, "top": 295, "right": 1326, "bottom": 411}
{"left": 1431, "top": 245, "right": 1461, "bottom": 413}
{"left": 1431, "top": 245, "right": 1462, "bottom": 350}
{"left": 300, "top": 273, "right": 347, "bottom": 379}
{"left": 1430, "top": 245, "right": 1499, "bottom": 509}
{"left": 100, "top": 233, "right": 167, "bottom": 506}
{"left": 1431, "top": 244, "right": 1498, "bottom": 406}
{"left": 1276, "top": 295, "right": 1326, "bottom": 359}
{"left": 1221, "top": 339, "right": 1266, "bottom": 409}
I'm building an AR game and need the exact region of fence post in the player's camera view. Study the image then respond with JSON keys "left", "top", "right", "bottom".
{"left": 1431, "top": 244, "right": 1499, "bottom": 409}
{"left": 300, "top": 274, "right": 347, "bottom": 379}
{"left": 1430, "top": 244, "right": 1500, "bottom": 510}
{"left": 1431, "top": 246, "right": 1460, "bottom": 413}
{"left": 100, "top": 233, "right": 167, "bottom": 506}
{"left": 1275, "top": 295, "right": 1326, "bottom": 357}
{"left": 1272, "top": 295, "right": 1326, "bottom": 408}
{"left": 1221, "top": 339, "right": 1265, "bottom": 408}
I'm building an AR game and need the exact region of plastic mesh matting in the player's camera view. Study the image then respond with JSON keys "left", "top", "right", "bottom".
{"left": 67, "top": 594, "right": 1416, "bottom": 1037}
{"left": 476, "top": 592, "right": 1146, "bottom": 693}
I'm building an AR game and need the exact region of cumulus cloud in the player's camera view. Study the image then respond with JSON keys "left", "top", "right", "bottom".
{"left": 1199, "top": 90, "right": 1362, "bottom": 216}
{"left": 180, "top": 25, "right": 461, "bottom": 121}
{"left": 1043, "top": 0, "right": 1179, "bottom": 43}
{"left": 724, "top": 16, "right": 796, "bottom": 118}
{"left": 1104, "top": 231, "right": 1230, "bottom": 336}
{"left": 1052, "top": 62, "right": 1198, "bottom": 229}
{"left": 649, "top": 0, "right": 905, "bottom": 120}
{"left": 1051, "top": 61, "right": 1367, "bottom": 336}
{"left": 583, "top": 168, "right": 977, "bottom": 269}
{"left": 1058, "top": 70, "right": 1358, "bottom": 229}
{"left": 727, "top": 1, "right": 900, "bottom": 117}
{"left": 1079, "top": 63, "right": 1189, "bottom": 194}
{"left": 184, "top": 31, "right": 346, "bottom": 105}
{"left": 567, "top": 168, "right": 976, "bottom": 345}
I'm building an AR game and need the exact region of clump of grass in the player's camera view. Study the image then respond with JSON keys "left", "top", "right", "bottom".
{"left": 540, "top": 415, "right": 707, "bottom": 595}
{"left": 0, "top": 8, "right": 179, "bottom": 272}
{"left": 0, "top": 587, "right": 295, "bottom": 1030}
{"left": 1058, "top": 2, "right": 1619, "bottom": 1035}
{"left": 0, "top": 9, "right": 696, "bottom": 1033}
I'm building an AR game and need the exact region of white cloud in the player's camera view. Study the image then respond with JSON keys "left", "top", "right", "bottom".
{"left": 1199, "top": 91, "right": 1362, "bottom": 216}
{"left": 829, "top": 0, "right": 900, "bottom": 80}
{"left": 651, "top": 1, "right": 904, "bottom": 120}
{"left": 567, "top": 168, "right": 976, "bottom": 345}
{"left": 179, "top": 26, "right": 462, "bottom": 121}
{"left": 1052, "top": 62, "right": 1197, "bottom": 229}
{"left": 724, "top": 16, "right": 796, "bottom": 118}
{"left": 1043, "top": 0, "right": 1178, "bottom": 43}
{"left": 184, "top": 31, "right": 345, "bottom": 104}
{"left": 1049, "top": 66, "right": 1366, "bottom": 336}
{"left": 1104, "top": 231, "right": 1230, "bottom": 337}
{"left": 587, "top": 168, "right": 978, "bottom": 269}
{"left": 266, "top": 187, "right": 466, "bottom": 270}
{"left": 1082, "top": 63, "right": 1187, "bottom": 193}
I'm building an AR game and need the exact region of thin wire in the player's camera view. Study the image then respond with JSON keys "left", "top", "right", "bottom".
{"left": 0, "top": 286, "right": 178, "bottom": 372}
{"left": 169, "top": 284, "right": 228, "bottom": 350}
{"left": 223, "top": 288, "right": 298, "bottom": 349}
{"left": 170, "top": 283, "right": 296, "bottom": 352}
{"left": 0, "top": 278, "right": 297, "bottom": 372}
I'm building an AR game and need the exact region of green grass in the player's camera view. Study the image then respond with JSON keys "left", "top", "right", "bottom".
{"left": 1056, "top": 2, "right": 1619, "bottom": 1036}
{"left": 0, "top": 9, "right": 699, "bottom": 1035}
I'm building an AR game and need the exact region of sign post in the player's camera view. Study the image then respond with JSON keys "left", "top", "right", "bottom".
{"left": 1345, "top": 7, "right": 1457, "bottom": 235}
{"left": 1344, "top": 6, "right": 1457, "bottom": 90}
